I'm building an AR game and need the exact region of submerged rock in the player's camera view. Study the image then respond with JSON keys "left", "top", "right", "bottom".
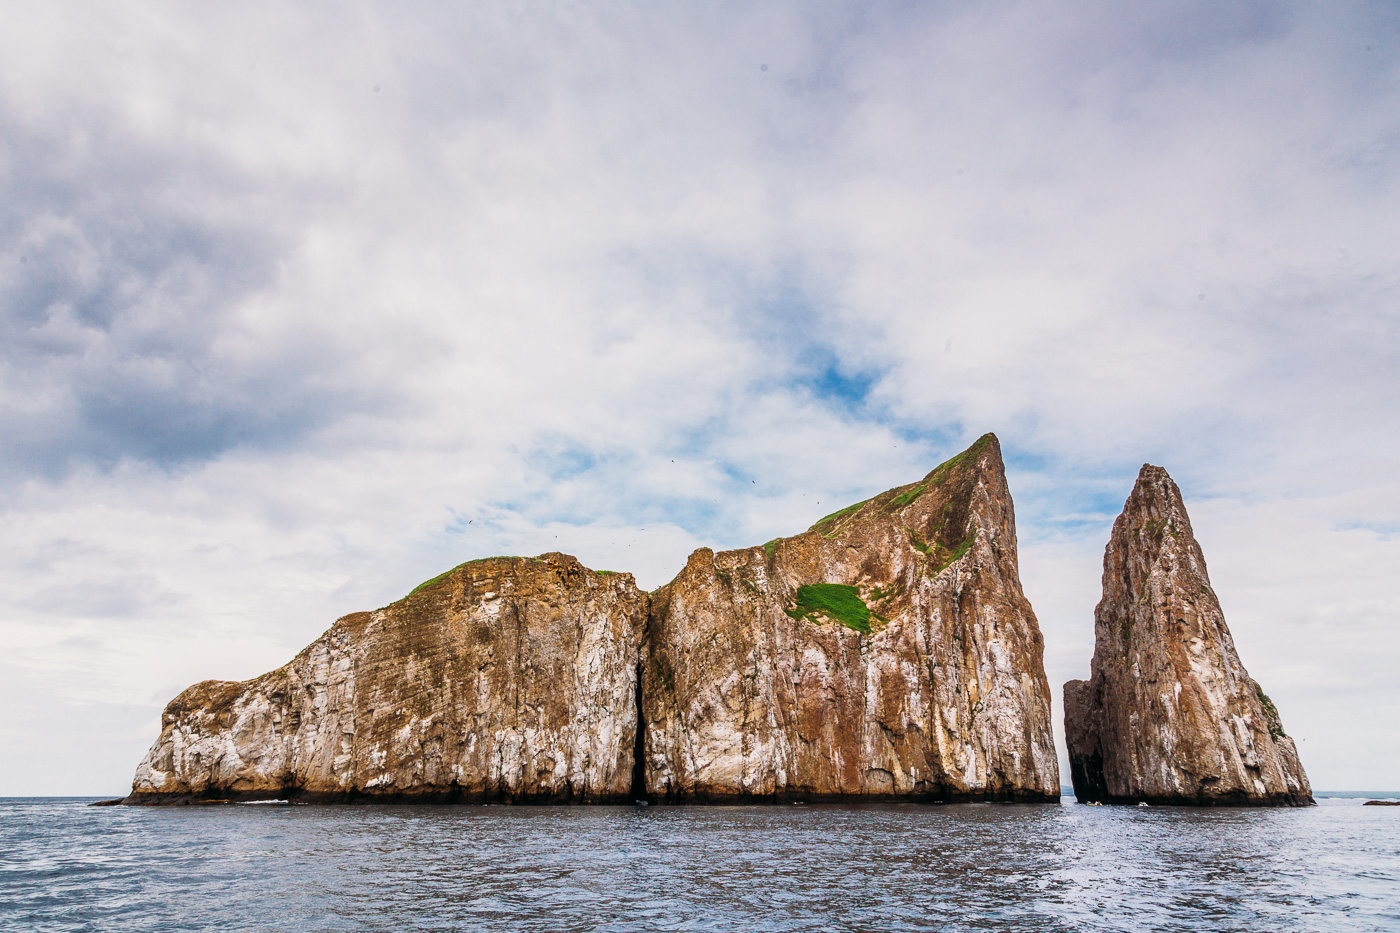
{"left": 642, "top": 434, "right": 1060, "bottom": 801}
{"left": 128, "top": 553, "right": 647, "bottom": 803}
{"left": 1064, "top": 465, "right": 1312, "bottom": 806}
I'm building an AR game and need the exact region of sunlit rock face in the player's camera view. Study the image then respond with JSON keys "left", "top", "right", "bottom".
{"left": 641, "top": 435, "right": 1061, "bottom": 801}
{"left": 127, "top": 434, "right": 1060, "bottom": 805}
{"left": 1064, "top": 465, "right": 1313, "bottom": 807}
{"left": 128, "top": 553, "right": 648, "bottom": 803}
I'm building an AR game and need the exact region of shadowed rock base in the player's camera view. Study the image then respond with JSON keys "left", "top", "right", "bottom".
{"left": 123, "top": 786, "right": 639, "bottom": 806}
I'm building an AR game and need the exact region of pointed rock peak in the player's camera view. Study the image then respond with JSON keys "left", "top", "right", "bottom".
{"left": 920, "top": 433, "right": 1002, "bottom": 485}
{"left": 1125, "top": 463, "right": 1187, "bottom": 514}
{"left": 804, "top": 432, "right": 1002, "bottom": 538}
{"left": 1064, "top": 464, "right": 1312, "bottom": 807}
{"left": 908, "top": 433, "right": 1006, "bottom": 518}
{"left": 1109, "top": 463, "right": 1202, "bottom": 574}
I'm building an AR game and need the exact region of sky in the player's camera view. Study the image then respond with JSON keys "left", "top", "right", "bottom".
{"left": 1, "top": 0, "right": 1397, "bottom": 796}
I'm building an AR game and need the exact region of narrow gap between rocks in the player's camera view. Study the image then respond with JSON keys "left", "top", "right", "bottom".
{"left": 630, "top": 661, "right": 647, "bottom": 802}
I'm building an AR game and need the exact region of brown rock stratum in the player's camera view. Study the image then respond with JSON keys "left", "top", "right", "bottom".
{"left": 1064, "top": 465, "right": 1312, "bottom": 806}
{"left": 127, "top": 434, "right": 1059, "bottom": 804}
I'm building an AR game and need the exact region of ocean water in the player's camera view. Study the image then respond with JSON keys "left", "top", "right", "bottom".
{"left": 2, "top": 797, "right": 1397, "bottom": 932}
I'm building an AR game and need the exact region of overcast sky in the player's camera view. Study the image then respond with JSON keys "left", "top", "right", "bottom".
{"left": 2, "top": 1, "right": 1396, "bottom": 795}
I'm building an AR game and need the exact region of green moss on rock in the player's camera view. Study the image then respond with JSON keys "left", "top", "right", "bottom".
{"left": 811, "top": 498, "right": 873, "bottom": 537}
{"left": 923, "top": 523, "right": 978, "bottom": 576}
{"left": 407, "top": 556, "right": 534, "bottom": 597}
{"left": 409, "top": 564, "right": 468, "bottom": 596}
{"left": 928, "top": 433, "right": 993, "bottom": 483}
{"left": 883, "top": 483, "right": 926, "bottom": 512}
{"left": 1255, "top": 683, "right": 1287, "bottom": 739}
{"left": 786, "top": 583, "right": 873, "bottom": 634}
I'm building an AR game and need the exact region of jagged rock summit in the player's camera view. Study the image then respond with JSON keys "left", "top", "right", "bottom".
{"left": 1064, "top": 465, "right": 1312, "bottom": 806}
{"left": 126, "top": 433, "right": 1059, "bottom": 805}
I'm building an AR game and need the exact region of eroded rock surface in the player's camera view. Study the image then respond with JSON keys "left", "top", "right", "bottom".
{"left": 128, "top": 553, "right": 647, "bottom": 803}
{"left": 641, "top": 434, "right": 1060, "bottom": 801}
{"left": 127, "top": 434, "right": 1061, "bottom": 805}
{"left": 1064, "top": 465, "right": 1312, "bottom": 806}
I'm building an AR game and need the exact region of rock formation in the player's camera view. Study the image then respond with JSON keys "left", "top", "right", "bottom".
{"left": 642, "top": 434, "right": 1060, "bottom": 801}
{"left": 126, "top": 434, "right": 1060, "bottom": 804}
{"left": 128, "top": 554, "right": 648, "bottom": 803}
{"left": 1064, "top": 465, "right": 1312, "bottom": 806}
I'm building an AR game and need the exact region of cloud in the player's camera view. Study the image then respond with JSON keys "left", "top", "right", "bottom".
{"left": 0, "top": 0, "right": 1396, "bottom": 793}
{"left": 0, "top": 83, "right": 373, "bottom": 480}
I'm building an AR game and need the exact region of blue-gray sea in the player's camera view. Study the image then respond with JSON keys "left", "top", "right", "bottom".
{"left": 2, "top": 796, "right": 1397, "bottom": 932}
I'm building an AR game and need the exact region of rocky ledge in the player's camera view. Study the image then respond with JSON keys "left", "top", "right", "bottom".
{"left": 126, "top": 434, "right": 1060, "bottom": 805}
{"left": 1064, "top": 465, "right": 1312, "bottom": 807}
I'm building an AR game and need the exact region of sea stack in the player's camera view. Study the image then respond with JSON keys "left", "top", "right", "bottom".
{"left": 126, "top": 433, "right": 1060, "bottom": 804}
{"left": 642, "top": 433, "right": 1060, "bottom": 801}
{"left": 129, "top": 553, "right": 648, "bottom": 803}
{"left": 1063, "top": 465, "right": 1312, "bottom": 806}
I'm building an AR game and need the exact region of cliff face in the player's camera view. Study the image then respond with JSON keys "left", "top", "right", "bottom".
{"left": 1064, "top": 466, "right": 1312, "bottom": 806}
{"left": 127, "top": 434, "right": 1060, "bottom": 804}
{"left": 129, "top": 553, "right": 648, "bottom": 803}
{"left": 641, "top": 434, "right": 1060, "bottom": 801}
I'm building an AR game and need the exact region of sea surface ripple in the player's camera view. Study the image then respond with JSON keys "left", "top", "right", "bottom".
{"left": 1, "top": 797, "right": 1396, "bottom": 931}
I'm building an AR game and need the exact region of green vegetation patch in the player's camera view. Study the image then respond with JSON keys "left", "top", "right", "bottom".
{"left": 911, "top": 522, "right": 978, "bottom": 576}
{"left": 927, "top": 434, "right": 993, "bottom": 484}
{"left": 763, "top": 538, "right": 781, "bottom": 559}
{"left": 1255, "top": 684, "right": 1287, "bottom": 739}
{"left": 883, "top": 483, "right": 926, "bottom": 513}
{"left": 408, "top": 556, "right": 528, "bottom": 597}
{"left": 785, "top": 583, "right": 874, "bottom": 634}
{"left": 931, "top": 528, "right": 977, "bottom": 574}
{"left": 811, "top": 498, "right": 873, "bottom": 537}
{"left": 409, "top": 564, "right": 468, "bottom": 596}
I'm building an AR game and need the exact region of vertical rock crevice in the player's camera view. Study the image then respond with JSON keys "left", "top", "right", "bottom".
{"left": 630, "top": 661, "right": 647, "bottom": 802}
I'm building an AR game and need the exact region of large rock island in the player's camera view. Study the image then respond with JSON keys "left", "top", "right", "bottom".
{"left": 1063, "top": 465, "right": 1312, "bottom": 806}
{"left": 129, "top": 553, "right": 648, "bottom": 803}
{"left": 126, "top": 433, "right": 1059, "bottom": 804}
{"left": 643, "top": 433, "right": 1059, "bottom": 801}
